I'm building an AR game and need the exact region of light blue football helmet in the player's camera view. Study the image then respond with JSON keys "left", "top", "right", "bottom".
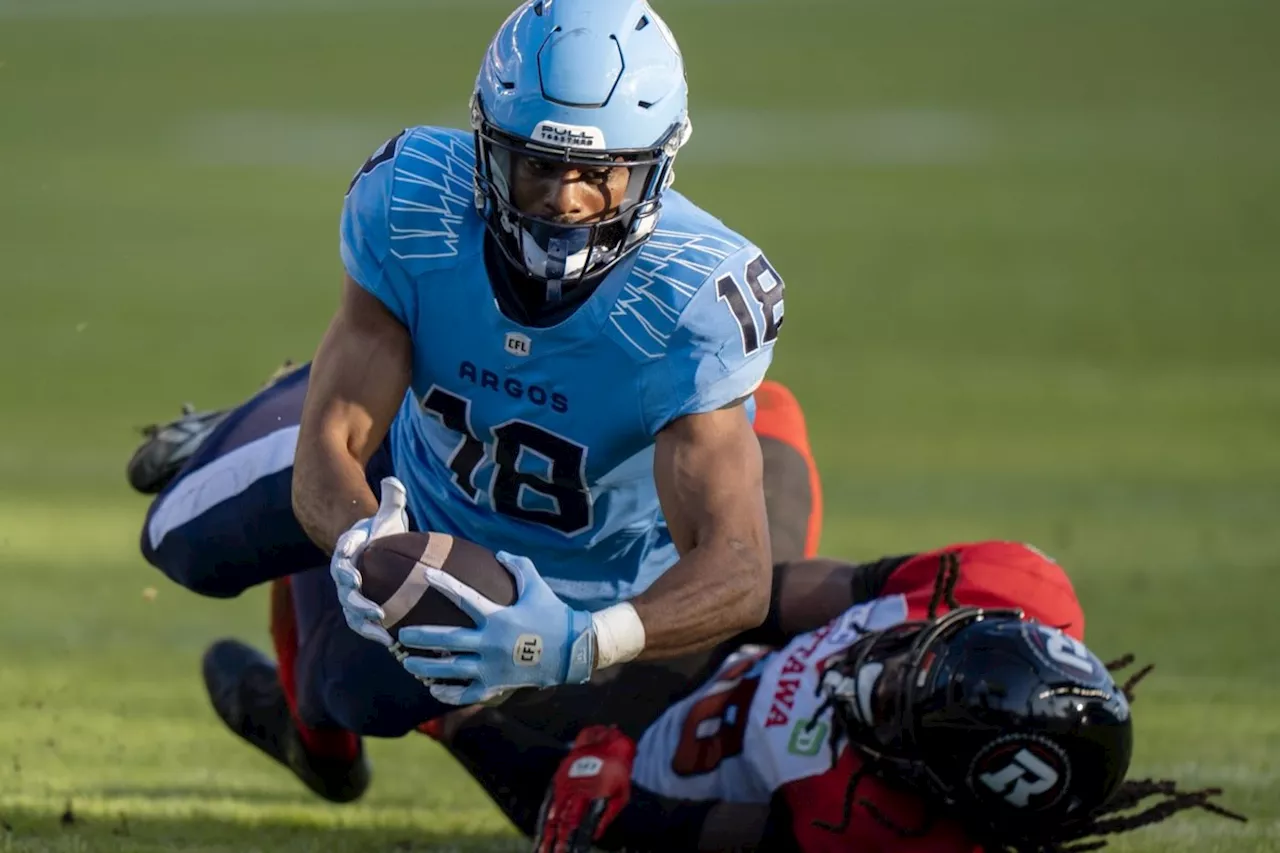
{"left": 471, "top": 0, "right": 693, "bottom": 292}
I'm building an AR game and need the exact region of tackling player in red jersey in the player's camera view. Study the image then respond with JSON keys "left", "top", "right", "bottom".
{"left": 430, "top": 542, "right": 1244, "bottom": 852}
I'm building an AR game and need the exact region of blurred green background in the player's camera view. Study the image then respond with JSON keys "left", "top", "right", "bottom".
{"left": 1, "top": 0, "right": 1277, "bottom": 850}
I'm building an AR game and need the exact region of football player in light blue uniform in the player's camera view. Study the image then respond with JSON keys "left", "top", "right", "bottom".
{"left": 131, "top": 0, "right": 806, "bottom": 802}
{"left": 314, "top": 0, "right": 789, "bottom": 704}
{"left": 336, "top": 128, "right": 779, "bottom": 616}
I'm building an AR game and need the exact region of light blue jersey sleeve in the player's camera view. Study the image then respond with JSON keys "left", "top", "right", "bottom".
{"left": 339, "top": 130, "right": 412, "bottom": 325}
{"left": 639, "top": 244, "right": 786, "bottom": 435}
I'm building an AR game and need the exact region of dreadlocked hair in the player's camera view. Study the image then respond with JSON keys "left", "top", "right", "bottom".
{"left": 1100, "top": 653, "right": 1155, "bottom": 704}
{"left": 927, "top": 550, "right": 963, "bottom": 620}
{"left": 983, "top": 776, "right": 1247, "bottom": 852}
{"left": 809, "top": 554, "right": 1248, "bottom": 849}
{"left": 808, "top": 551, "right": 963, "bottom": 835}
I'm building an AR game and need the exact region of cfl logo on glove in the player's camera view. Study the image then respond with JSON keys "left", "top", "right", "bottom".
{"left": 514, "top": 633, "right": 544, "bottom": 667}
{"left": 568, "top": 756, "right": 604, "bottom": 779}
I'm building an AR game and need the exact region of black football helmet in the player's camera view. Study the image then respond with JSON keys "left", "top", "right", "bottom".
{"left": 818, "top": 606, "right": 1132, "bottom": 843}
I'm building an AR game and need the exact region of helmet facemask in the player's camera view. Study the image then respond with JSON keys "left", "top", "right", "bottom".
{"left": 471, "top": 95, "right": 690, "bottom": 300}
{"left": 817, "top": 607, "right": 1025, "bottom": 796}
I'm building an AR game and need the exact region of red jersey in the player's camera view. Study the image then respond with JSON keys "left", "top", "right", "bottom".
{"left": 631, "top": 541, "right": 1084, "bottom": 851}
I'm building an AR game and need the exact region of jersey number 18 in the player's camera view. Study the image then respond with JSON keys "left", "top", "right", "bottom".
{"left": 422, "top": 386, "right": 591, "bottom": 536}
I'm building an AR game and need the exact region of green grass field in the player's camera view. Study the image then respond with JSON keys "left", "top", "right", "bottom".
{"left": 2, "top": 0, "right": 1278, "bottom": 850}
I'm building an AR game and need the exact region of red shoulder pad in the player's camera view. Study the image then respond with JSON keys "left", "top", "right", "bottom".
{"left": 880, "top": 541, "right": 1085, "bottom": 640}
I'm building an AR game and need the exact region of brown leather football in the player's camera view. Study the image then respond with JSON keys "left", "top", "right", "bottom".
{"left": 356, "top": 531, "right": 517, "bottom": 685}
{"left": 356, "top": 531, "right": 517, "bottom": 633}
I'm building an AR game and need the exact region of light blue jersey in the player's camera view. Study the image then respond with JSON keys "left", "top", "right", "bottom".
{"left": 340, "top": 127, "right": 784, "bottom": 610}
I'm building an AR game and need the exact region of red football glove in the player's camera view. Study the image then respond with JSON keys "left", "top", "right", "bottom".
{"left": 534, "top": 725, "right": 637, "bottom": 853}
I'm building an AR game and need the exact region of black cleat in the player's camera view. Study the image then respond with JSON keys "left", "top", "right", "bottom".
{"left": 125, "top": 359, "right": 302, "bottom": 496}
{"left": 201, "top": 639, "right": 371, "bottom": 804}
{"left": 126, "top": 403, "right": 229, "bottom": 495}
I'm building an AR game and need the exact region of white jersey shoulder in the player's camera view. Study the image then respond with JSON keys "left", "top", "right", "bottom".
{"left": 632, "top": 595, "right": 911, "bottom": 802}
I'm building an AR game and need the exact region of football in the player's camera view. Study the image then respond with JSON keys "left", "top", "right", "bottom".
{"left": 356, "top": 531, "right": 517, "bottom": 678}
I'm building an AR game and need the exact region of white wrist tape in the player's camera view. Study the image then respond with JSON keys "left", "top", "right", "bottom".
{"left": 591, "top": 603, "right": 647, "bottom": 670}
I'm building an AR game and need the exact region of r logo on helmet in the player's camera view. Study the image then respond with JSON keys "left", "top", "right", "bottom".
{"left": 968, "top": 735, "right": 1071, "bottom": 811}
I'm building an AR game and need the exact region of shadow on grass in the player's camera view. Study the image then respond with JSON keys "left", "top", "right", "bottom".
{"left": 0, "top": 804, "right": 525, "bottom": 853}
{"left": 94, "top": 784, "right": 334, "bottom": 806}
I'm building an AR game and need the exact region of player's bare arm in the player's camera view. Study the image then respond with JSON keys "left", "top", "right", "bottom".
{"left": 736, "top": 554, "right": 923, "bottom": 645}
{"left": 769, "top": 557, "right": 861, "bottom": 636}
{"left": 635, "top": 402, "right": 773, "bottom": 659}
{"left": 293, "top": 275, "right": 412, "bottom": 553}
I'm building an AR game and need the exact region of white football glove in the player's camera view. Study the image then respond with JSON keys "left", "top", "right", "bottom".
{"left": 329, "top": 476, "right": 409, "bottom": 646}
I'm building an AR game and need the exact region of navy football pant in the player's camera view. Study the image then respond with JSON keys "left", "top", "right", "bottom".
{"left": 139, "top": 362, "right": 397, "bottom": 598}
{"left": 139, "top": 363, "right": 453, "bottom": 734}
{"left": 140, "top": 367, "right": 823, "bottom": 737}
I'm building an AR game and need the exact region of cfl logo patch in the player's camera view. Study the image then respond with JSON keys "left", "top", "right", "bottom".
{"left": 514, "top": 633, "right": 544, "bottom": 667}
{"left": 568, "top": 756, "right": 603, "bottom": 778}
{"left": 505, "top": 332, "right": 531, "bottom": 357}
